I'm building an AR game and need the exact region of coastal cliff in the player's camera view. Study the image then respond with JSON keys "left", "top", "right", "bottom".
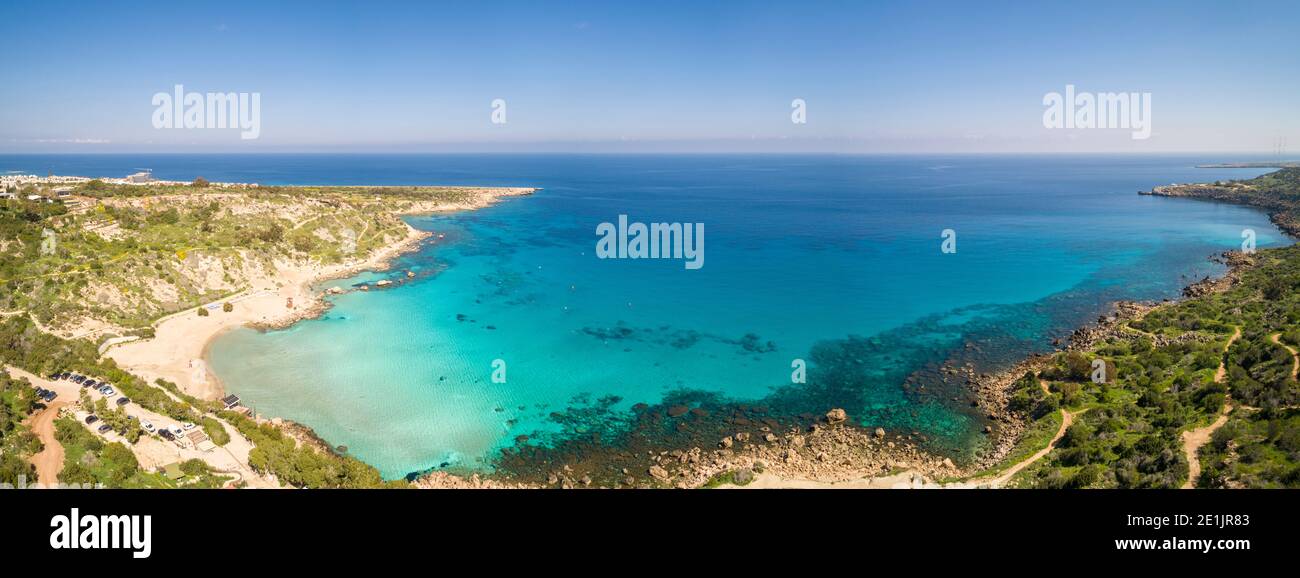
{"left": 1142, "top": 168, "right": 1300, "bottom": 237}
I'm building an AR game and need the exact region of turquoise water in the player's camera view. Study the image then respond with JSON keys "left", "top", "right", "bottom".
{"left": 203, "top": 155, "right": 1289, "bottom": 479}
{"left": 11, "top": 153, "right": 1278, "bottom": 479}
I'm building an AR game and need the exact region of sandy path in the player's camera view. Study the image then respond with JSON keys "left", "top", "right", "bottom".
{"left": 6, "top": 366, "right": 83, "bottom": 486}
{"left": 984, "top": 409, "right": 1075, "bottom": 488}
{"left": 1270, "top": 333, "right": 1299, "bottom": 380}
{"left": 25, "top": 401, "right": 68, "bottom": 485}
{"left": 719, "top": 470, "right": 925, "bottom": 490}
{"left": 1181, "top": 326, "right": 1241, "bottom": 489}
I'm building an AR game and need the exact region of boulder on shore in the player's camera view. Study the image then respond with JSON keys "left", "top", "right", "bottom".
{"left": 825, "top": 408, "right": 848, "bottom": 425}
{"left": 648, "top": 465, "right": 670, "bottom": 481}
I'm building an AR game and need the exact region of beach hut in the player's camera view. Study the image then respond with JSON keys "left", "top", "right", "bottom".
{"left": 222, "top": 394, "right": 241, "bottom": 409}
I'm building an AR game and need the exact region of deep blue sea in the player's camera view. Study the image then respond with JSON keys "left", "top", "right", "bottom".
{"left": 2, "top": 154, "right": 1288, "bottom": 478}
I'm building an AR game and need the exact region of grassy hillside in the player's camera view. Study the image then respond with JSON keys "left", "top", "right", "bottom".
{"left": 0, "top": 181, "right": 496, "bottom": 332}
{"left": 1005, "top": 169, "right": 1300, "bottom": 488}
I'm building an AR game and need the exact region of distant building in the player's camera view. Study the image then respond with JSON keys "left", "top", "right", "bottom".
{"left": 222, "top": 394, "right": 241, "bottom": 409}
{"left": 53, "top": 186, "right": 73, "bottom": 196}
{"left": 126, "top": 171, "right": 155, "bottom": 184}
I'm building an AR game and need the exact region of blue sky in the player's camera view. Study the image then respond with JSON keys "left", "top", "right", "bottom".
{"left": 1, "top": 0, "right": 1297, "bottom": 153}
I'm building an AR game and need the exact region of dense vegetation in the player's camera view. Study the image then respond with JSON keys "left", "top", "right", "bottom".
{"left": 0, "top": 373, "right": 40, "bottom": 485}
{"left": 219, "top": 410, "right": 402, "bottom": 489}
{"left": 1005, "top": 231, "right": 1300, "bottom": 488}
{"left": 54, "top": 415, "right": 155, "bottom": 487}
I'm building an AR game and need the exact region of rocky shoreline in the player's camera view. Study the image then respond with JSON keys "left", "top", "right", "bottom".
{"left": 246, "top": 226, "right": 432, "bottom": 332}
{"left": 414, "top": 407, "right": 965, "bottom": 490}
{"left": 245, "top": 188, "right": 535, "bottom": 332}
{"left": 1143, "top": 181, "right": 1300, "bottom": 238}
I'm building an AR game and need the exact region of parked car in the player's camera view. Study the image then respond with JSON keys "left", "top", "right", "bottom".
{"left": 71, "top": 375, "right": 85, "bottom": 384}
{"left": 116, "top": 397, "right": 130, "bottom": 406}
{"left": 141, "top": 420, "right": 155, "bottom": 432}
{"left": 159, "top": 429, "right": 175, "bottom": 441}
{"left": 34, "top": 387, "right": 47, "bottom": 397}
{"left": 83, "top": 380, "right": 98, "bottom": 388}
{"left": 84, "top": 415, "right": 98, "bottom": 424}
{"left": 42, "top": 391, "right": 57, "bottom": 402}
{"left": 99, "top": 386, "right": 115, "bottom": 396}
{"left": 96, "top": 424, "right": 112, "bottom": 434}
{"left": 182, "top": 422, "right": 196, "bottom": 431}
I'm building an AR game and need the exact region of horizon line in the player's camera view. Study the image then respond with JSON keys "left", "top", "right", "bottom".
{"left": 0, "top": 150, "right": 1294, "bottom": 157}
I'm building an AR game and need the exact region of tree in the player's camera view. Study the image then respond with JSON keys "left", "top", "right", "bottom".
{"left": 191, "top": 177, "right": 210, "bottom": 188}
{"left": 222, "top": 302, "right": 233, "bottom": 313}
{"left": 1063, "top": 352, "right": 1092, "bottom": 381}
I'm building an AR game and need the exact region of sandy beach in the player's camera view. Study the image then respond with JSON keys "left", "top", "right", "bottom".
{"left": 105, "top": 188, "right": 533, "bottom": 401}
